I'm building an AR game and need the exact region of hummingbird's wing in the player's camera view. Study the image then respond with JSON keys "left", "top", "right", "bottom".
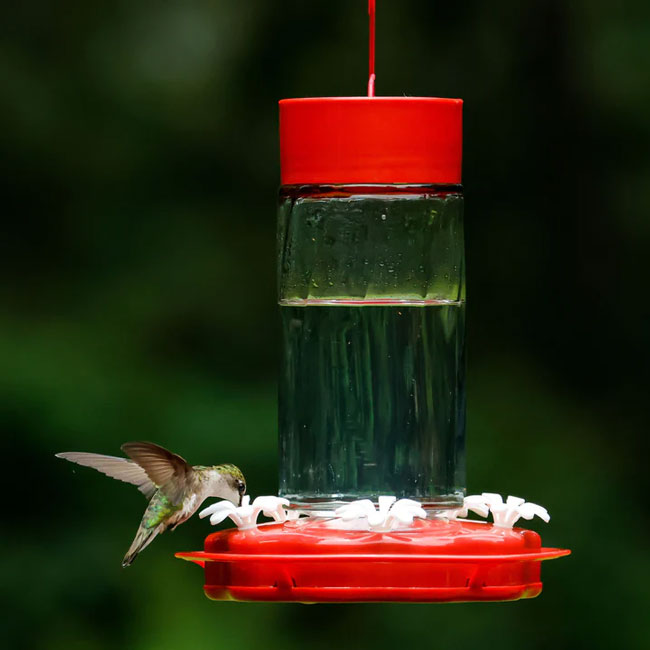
{"left": 121, "top": 441, "right": 193, "bottom": 504}
{"left": 55, "top": 452, "right": 157, "bottom": 498}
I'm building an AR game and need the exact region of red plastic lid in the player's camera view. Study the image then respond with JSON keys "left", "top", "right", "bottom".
{"left": 279, "top": 97, "right": 463, "bottom": 186}
{"left": 177, "top": 518, "right": 569, "bottom": 603}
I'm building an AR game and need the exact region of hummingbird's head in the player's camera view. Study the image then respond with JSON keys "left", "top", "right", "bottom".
{"left": 214, "top": 464, "right": 246, "bottom": 506}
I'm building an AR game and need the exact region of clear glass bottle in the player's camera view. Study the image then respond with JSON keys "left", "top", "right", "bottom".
{"left": 277, "top": 97, "right": 464, "bottom": 513}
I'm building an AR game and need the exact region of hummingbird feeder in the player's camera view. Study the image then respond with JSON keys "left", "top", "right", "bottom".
{"left": 177, "top": 1, "right": 569, "bottom": 603}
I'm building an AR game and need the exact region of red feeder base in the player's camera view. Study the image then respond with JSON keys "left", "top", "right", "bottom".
{"left": 177, "top": 518, "right": 569, "bottom": 603}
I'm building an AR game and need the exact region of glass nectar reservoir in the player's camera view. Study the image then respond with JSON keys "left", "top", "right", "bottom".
{"left": 277, "top": 98, "right": 464, "bottom": 512}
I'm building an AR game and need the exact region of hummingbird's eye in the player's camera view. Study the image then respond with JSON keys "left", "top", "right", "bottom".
{"left": 237, "top": 480, "right": 246, "bottom": 495}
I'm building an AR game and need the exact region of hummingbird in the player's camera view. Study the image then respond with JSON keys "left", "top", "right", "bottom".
{"left": 56, "top": 441, "right": 246, "bottom": 567}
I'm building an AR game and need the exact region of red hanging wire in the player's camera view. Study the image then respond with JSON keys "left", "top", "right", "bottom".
{"left": 368, "top": 0, "right": 376, "bottom": 96}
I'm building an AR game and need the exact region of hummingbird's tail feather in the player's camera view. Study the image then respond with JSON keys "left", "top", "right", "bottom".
{"left": 122, "top": 524, "right": 163, "bottom": 567}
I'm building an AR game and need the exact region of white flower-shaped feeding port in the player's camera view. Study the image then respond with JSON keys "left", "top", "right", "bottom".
{"left": 445, "top": 493, "right": 550, "bottom": 529}
{"left": 198, "top": 493, "right": 550, "bottom": 532}
{"left": 199, "top": 495, "right": 297, "bottom": 530}
{"left": 482, "top": 493, "right": 550, "bottom": 528}
{"left": 335, "top": 496, "right": 427, "bottom": 532}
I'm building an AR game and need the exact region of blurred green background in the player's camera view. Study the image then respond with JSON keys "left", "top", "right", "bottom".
{"left": 2, "top": 0, "right": 649, "bottom": 648}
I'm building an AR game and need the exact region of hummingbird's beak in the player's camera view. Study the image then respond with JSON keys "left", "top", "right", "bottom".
{"left": 238, "top": 494, "right": 243, "bottom": 507}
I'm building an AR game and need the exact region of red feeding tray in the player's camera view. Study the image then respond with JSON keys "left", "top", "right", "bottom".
{"left": 177, "top": 517, "right": 569, "bottom": 603}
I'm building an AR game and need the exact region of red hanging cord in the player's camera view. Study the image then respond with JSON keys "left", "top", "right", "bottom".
{"left": 368, "top": 0, "right": 376, "bottom": 97}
